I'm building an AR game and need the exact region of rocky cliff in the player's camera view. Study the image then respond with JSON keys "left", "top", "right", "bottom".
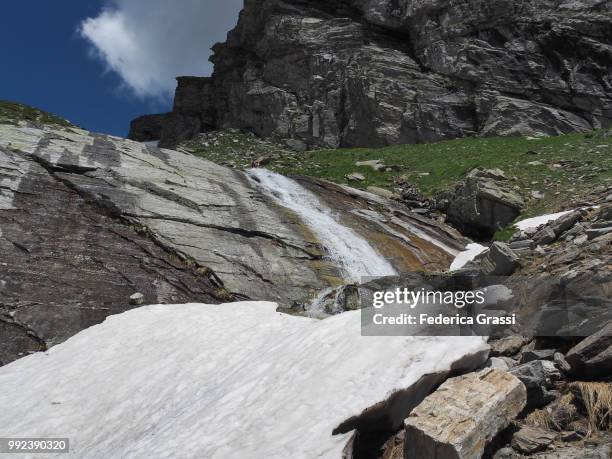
{"left": 130, "top": 0, "right": 612, "bottom": 149}
{"left": 0, "top": 117, "right": 465, "bottom": 364}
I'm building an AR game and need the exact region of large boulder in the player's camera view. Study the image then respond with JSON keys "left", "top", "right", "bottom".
{"left": 479, "top": 242, "right": 521, "bottom": 276}
{"left": 445, "top": 169, "right": 525, "bottom": 238}
{"left": 565, "top": 323, "right": 612, "bottom": 380}
{"left": 404, "top": 368, "right": 526, "bottom": 459}
{"left": 133, "top": 0, "right": 612, "bottom": 149}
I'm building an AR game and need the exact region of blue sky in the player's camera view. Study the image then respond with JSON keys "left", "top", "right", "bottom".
{"left": 1, "top": 1, "right": 242, "bottom": 137}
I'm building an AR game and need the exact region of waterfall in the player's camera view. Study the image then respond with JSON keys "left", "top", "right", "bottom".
{"left": 247, "top": 169, "right": 397, "bottom": 282}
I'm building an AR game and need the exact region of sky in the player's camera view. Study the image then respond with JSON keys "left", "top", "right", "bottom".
{"left": 0, "top": 0, "right": 242, "bottom": 137}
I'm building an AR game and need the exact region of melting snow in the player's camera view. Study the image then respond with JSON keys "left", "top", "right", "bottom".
{"left": 514, "top": 210, "right": 573, "bottom": 231}
{"left": 0, "top": 302, "right": 487, "bottom": 459}
{"left": 449, "top": 243, "right": 488, "bottom": 271}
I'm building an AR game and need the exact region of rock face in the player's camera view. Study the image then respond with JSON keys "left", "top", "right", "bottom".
{"left": 133, "top": 0, "right": 612, "bottom": 149}
{"left": 444, "top": 168, "right": 525, "bottom": 238}
{"left": 0, "top": 121, "right": 465, "bottom": 364}
{"left": 404, "top": 368, "right": 527, "bottom": 459}
{"left": 128, "top": 113, "right": 170, "bottom": 142}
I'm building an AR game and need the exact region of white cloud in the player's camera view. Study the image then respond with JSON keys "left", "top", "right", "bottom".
{"left": 79, "top": 0, "right": 242, "bottom": 99}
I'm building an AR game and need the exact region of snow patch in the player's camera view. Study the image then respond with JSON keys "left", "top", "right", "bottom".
{"left": 0, "top": 302, "right": 487, "bottom": 459}
{"left": 514, "top": 210, "right": 573, "bottom": 231}
{"left": 450, "top": 243, "right": 488, "bottom": 271}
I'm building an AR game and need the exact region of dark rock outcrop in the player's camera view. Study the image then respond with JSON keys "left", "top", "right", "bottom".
{"left": 128, "top": 113, "right": 170, "bottom": 142}
{"left": 443, "top": 168, "right": 525, "bottom": 238}
{"left": 132, "top": 0, "right": 612, "bottom": 149}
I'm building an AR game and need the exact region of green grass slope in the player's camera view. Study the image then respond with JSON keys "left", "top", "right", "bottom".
{"left": 0, "top": 100, "right": 74, "bottom": 128}
{"left": 182, "top": 130, "right": 612, "bottom": 219}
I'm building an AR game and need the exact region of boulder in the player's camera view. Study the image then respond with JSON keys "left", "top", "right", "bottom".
{"left": 520, "top": 349, "right": 556, "bottom": 364}
{"left": 404, "top": 368, "right": 526, "bottom": 459}
{"left": 445, "top": 169, "right": 525, "bottom": 238}
{"left": 129, "top": 293, "right": 145, "bottom": 306}
{"left": 511, "top": 426, "right": 555, "bottom": 454}
{"left": 549, "top": 211, "right": 584, "bottom": 237}
{"left": 480, "top": 242, "right": 520, "bottom": 276}
{"left": 346, "top": 172, "right": 366, "bottom": 182}
{"left": 533, "top": 226, "right": 557, "bottom": 245}
{"left": 509, "top": 360, "right": 562, "bottom": 409}
{"left": 565, "top": 323, "right": 612, "bottom": 380}
{"left": 490, "top": 336, "right": 532, "bottom": 357}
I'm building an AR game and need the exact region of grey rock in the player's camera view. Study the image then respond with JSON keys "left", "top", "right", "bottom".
{"left": 510, "top": 239, "right": 534, "bottom": 251}
{"left": 345, "top": 172, "right": 366, "bottom": 182}
{"left": 490, "top": 336, "right": 532, "bottom": 357}
{"left": 486, "top": 356, "right": 516, "bottom": 370}
{"left": 573, "top": 234, "right": 589, "bottom": 245}
{"left": 586, "top": 227, "right": 612, "bottom": 240}
{"left": 549, "top": 211, "right": 584, "bottom": 237}
{"left": 129, "top": 293, "right": 145, "bottom": 306}
{"left": 565, "top": 322, "right": 612, "bottom": 380}
{"left": 509, "top": 360, "right": 562, "bottom": 409}
{"left": 532, "top": 191, "right": 545, "bottom": 199}
{"left": 520, "top": 349, "right": 556, "bottom": 364}
{"left": 533, "top": 226, "right": 557, "bottom": 245}
{"left": 404, "top": 369, "right": 526, "bottom": 459}
{"left": 445, "top": 168, "right": 525, "bottom": 238}
{"left": 137, "top": 0, "right": 612, "bottom": 149}
{"left": 595, "top": 204, "right": 612, "bottom": 221}
{"left": 511, "top": 426, "right": 555, "bottom": 454}
{"left": 480, "top": 242, "right": 521, "bottom": 276}
{"left": 554, "top": 352, "right": 572, "bottom": 373}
